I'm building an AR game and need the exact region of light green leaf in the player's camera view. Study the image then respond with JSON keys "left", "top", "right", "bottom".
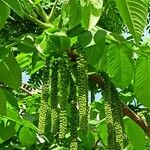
{"left": 19, "top": 127, "right": 36, "bottom": 147}
{"left": 0, "top": 0, "right": 10, "bottom": 30}
{"left": 81, "top": 0, "right": 103, "bottom": 30}
{"left": 125, "top": 118, "right": 146, "bottom": 150}
{"left": 107, "top": 43, "right": 134, "bottom": 88}
{"left": 134, "top": 56, "right": 150, "bottom": 108}
{"left": 1, "top": 0, "right": 23, "bottom": 17}
{"left": 0, "top": 52, "right": 21, "bottom": 90}
{"left": 115, "top": 0, "right": 147, "bottom": 43}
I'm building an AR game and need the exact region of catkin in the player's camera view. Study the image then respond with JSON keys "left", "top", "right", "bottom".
{"left": 51, "top": 59, "right": 59, "bottom": 138}
{"left": 59, "top": 58, "right": 68, "bottom": 144}
{"left": 38, "top": 57, "right": 50, "bottom": 135}
{"left": 76, "top": 49, "right": 88, "bottom": 135}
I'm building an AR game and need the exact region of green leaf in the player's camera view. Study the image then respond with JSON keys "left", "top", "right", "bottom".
{"left": 19, "top": 127, "right": 36, "bottom": 147}
{"left": 18, "top": 35, "right": 36, "bottom": 53}
{"left": 80, "top": 131, "right": 95, "bottom": 150}
{"left": 81, "top": 0, "right": 103, "bottom": 30}
{"left": 0, "top": 0, "right": 10, "bottom": 30}
{"left": 1, "top": 0, "right": 23, "bottom": 17}
{"left": 3, "top": 89, "right": 19, "bottom": 110}
{"left": 69, "top": 0, "right": 82, "bottom": 29}
{"left": 107, "top": 43, "right": 134, "bottom": 88}
{"left": 97, "top": 119, "right": 107, "bottom": 146}
{"left": 0, "top": 52, "right": 21, "bottom": 90}
{"left": 125, "top": 118, "right": 146, "bottom": 150}
{"left": 0, "top": 107, "right": 38, "bottom": 131}
{"left": 134, "top": 56, "right": 150, "bottom": 108}
{"left": 78, "top": 31, "right": 92, "bottom": 47}
{"left": 94, "top": 30, "right": 107, "bottom": 47}
{"left": 0, "top": 119, "right": 20, "bottom": 144}
{"left": 0, "top": 46, "right": 9, "bottom": 60}
{"left": 0, "top": 89, "right": 7, "bottom": 115}
{"left": 85, "top": 44, "right": 104, "bottom": 65}
{"left": 115, "top": 0, "right": 147, "bottom": 43}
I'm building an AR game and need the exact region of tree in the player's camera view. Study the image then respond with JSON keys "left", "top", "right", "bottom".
{"left": 0, "top": 0, "right": 150, "bottom": 149}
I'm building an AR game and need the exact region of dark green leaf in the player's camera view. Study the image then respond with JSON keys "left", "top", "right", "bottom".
{"left": 78, "top": 31, "right": 92, "bottom": 47}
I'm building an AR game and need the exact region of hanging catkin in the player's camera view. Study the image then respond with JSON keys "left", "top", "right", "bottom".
{"left": 69, "top": 65, "right": 78, "bottom": 150}
{"left": 76, "top": 48, "right": 88, "bottom": 135}
{"left": 102, "top": 73, "right": 124, "bottom": 150}
{"left": 51, "top": 59, "right": 59, "bottom": 138}
{"left": 102, "top": 73, "right": 116, "bottom": 150}
{"left": 111, "top": 85, "right": 124, "bottom": 150}
{"left": 38, "top": 57, "right": 50, "bottom": 135}
{"left": 59, "top": 57, "right": 68, "bottom": 144}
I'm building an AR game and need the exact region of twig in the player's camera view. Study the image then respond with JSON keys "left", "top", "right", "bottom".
{"left": 24, "top": 12, "right": 51, "bottom": 29}
{"left": 5, "top": 42, "right": 17, "bottom": 49}
{"left": 20, "top": 86, "right": 32, "bottom": 96}
{"left": 35, "top": 4, "right": 48, "bottom": 22}
{"left": 48, "top": 0, "right": 59, "bottom": 22}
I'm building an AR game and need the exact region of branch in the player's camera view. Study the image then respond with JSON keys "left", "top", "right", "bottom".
{"left": 121, "top": 101, "right": 150, "bottom": 136}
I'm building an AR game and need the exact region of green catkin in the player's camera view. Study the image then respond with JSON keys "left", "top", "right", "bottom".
{"left": 102, "top": 73, "right": 124, "bottom": 150}
{"left": 51, "top": 59, "right": 59, "bottom": 138}
{"left": 38, "top": 57, "right": 50, "bottom": 135}
{"left": 77, "top": 49, "right": 88, "bottom": 135}
{"left": 59, "top": 58, "right": 68, "bottom": 144}
{"left": 102, "top": 74, "right": 116, "bottom": 150}
{"left": 70, "top": 76, "right": 78, "bottom": 150}
{"left": 111, "top": 86, "right": 124, "bottom": 150}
